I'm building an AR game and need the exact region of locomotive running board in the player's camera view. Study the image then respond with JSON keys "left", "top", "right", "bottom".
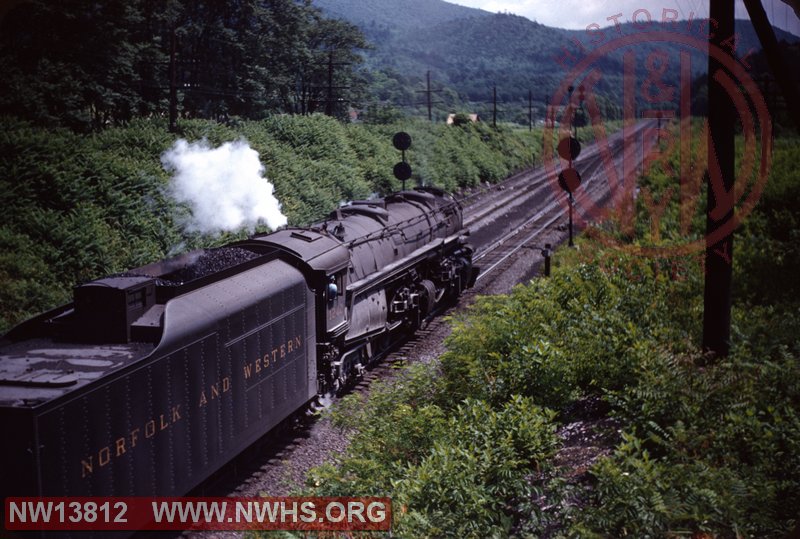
{"left": 345, "top": 234, "right": 467, "bottom": 296}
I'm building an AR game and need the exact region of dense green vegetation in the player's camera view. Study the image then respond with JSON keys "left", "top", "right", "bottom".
{"left": 293, "top": 133, "right": 800, "bottom": 537}
{"left": 0, "top": 115, "right": 540, "bottom": 333}
{"left": 564, "top": 134, "right": 800, "bottom": 537}
{"left": 0, "top": 0, "right": 368, "bottom": 130}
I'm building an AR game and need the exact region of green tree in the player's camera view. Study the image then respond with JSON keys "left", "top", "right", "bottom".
{"left": 0, "top": 0, "right": 370, "bottom": 129}
{"left": 0, "top": 0, "right": 157, "bottom": 130}
{"left": 283, "top": 11, "right": 369, "bottom": 118}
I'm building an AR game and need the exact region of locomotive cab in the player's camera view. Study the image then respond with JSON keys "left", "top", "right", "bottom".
{"left": 325, "top": 270, "right": 347, "bottom": 336}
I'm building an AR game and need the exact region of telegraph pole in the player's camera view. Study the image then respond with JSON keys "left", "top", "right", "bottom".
{"left": 482, "top": 84, "right": 501, "bottom": 128}
{"left": 492, "top": 85, "right": 497, "bottom": 128}
{"left": 426, "top": 71, "right": 433, "bottom": 121}
{"left": 169, "top": 24, "right": 177, "bottom": 133}
{"left": 702, "top": 0, "right": 735, "bottom": 357}
{"left": 325, "top": 50, "right": 335, "bottom": 116}
{"left": 415, "top": 70, "right": 443, "bottom": 121}
{"left": 313, "top": 50, "right": 350, "bottom": 116}
{"left": 528, "top": 90, "right": 533, "bottom": 132}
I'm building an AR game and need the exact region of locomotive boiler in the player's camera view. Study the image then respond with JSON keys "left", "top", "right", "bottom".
{"left": 0, "top": 187, "right": 477, "bottom": 508}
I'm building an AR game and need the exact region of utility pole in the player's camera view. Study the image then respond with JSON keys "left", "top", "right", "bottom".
{"left": 528, "top": 90, "right": 533, "bottom": 132}
{"left": 415, "top": 70, "right": 443, "bottom": 121}
{"left": 699, "top": 0, "right": 800, "bottom": 357}
{"left": 426, "top": 71, "right": 433, "bottom": 121}
{"left": 492, "top": 85, "right": 497, "bottom": 128}
{"left": 567, "top": 85, "right": 577, "bottom": 247}
{"left": 312, "top": 50, "right": 350, "bottom": 116}
{"left": 702, "top": 0, "right": 735, "bottom": 357}
{"left": 325, "top": 50, "right": 334, "bottom": 116}
{"left": 169, "top": 24, "right": 177, "bottom": 133}
{"left": 483, "top": 85, "right": 501, "bottom": 128}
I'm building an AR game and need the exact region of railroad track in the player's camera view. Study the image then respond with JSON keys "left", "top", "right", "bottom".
{"left": 459, "top": 122, "right": 642, "bottom": 231}
{"left": 181, "top": 121, "right": 659, "bottom": 537}
{"left": 467, "top": 120, "right": 655, "bottom": 283}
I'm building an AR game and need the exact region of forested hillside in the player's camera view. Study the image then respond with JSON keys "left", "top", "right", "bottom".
{"left": 313, "top": 0, "right": 488, "bottom": 34}
{"left": 314, "top": 0, "right": 800, "bottom": 122}
{"left": 0, "top": 114, "right": 540, "bottom": 333}
{"left": 0, "top": 0, "right": 558, "bottom": 332}
{"left": 0, "top": 0, "right": 368, "bottom": 131}
{"left": 4, "top": 0, "right": 796, "bottom": 128}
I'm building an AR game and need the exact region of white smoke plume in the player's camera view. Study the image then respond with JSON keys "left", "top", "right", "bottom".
{"left": 161, "top": 139, "right": 287, "bottom": 234}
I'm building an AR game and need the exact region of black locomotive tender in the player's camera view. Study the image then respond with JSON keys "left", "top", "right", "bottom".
{"left": 0, "top": 187, "right": 477, "bottom": 502}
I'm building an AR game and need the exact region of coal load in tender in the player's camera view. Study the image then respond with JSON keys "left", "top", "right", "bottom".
{"left": 167, "top": 247, "right": 259, "bottom": 283}
{"left": 114, "top": 247, "right": 260, "bottom": 286}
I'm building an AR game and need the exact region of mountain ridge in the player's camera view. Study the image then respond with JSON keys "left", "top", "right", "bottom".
{"left": 313, "top": 0, "right": 799, "bottom": 121}
{"left": 313, "top": 0, "right": 490, "bottom": 33}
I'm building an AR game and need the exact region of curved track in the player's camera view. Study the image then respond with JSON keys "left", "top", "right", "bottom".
{"left": 179, "top": 121, "right": 658, "bottom": 539}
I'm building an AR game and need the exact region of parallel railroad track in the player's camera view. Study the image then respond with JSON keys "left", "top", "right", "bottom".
{"left": 181, "top": 121, "right": 658, "bottom": 538}
{"left": 467, "top": 121, "right": 654, "bottom": 283}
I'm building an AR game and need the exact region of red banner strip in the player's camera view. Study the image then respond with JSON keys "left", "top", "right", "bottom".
{"left": 5, "top": 497, "right": 392, "bottom": 531}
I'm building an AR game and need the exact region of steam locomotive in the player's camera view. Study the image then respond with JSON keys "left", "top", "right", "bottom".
{"left": 0, "top": 187, "right": 476, "bottom": 504}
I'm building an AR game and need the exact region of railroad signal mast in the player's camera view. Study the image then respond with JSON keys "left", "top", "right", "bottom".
{"left": 392, "top": 132, "right": 413, "bottom": 190}
{"left": 557, "top": 85, "right": 584, "bottom": 247}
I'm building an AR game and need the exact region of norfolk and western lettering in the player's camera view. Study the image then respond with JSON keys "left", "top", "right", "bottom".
{"left": 80, "top": 334, "right": 302, "bottom": 479}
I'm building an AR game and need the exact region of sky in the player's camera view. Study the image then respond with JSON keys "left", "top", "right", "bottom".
{"left": 446, "top": 0, "right": 800, "bottom": 35}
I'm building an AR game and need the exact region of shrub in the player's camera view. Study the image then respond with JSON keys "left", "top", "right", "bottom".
{"left": 579, "top": 339, "right": 800, "bottom": 537}
{"left": 440, "top": 258, "right": 680, "bottom": 411}
{"left": 394, "top": 397, "right": 558, "bottom": 538}
{"left": 565, "top": 133, "right": 800, "bottom": 539}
